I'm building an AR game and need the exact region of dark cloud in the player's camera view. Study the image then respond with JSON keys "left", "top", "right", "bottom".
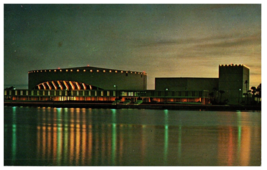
{"left": 4, "top": 4, "right": 261, "bottom": 89}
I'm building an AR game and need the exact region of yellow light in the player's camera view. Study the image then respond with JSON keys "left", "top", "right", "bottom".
{"left": 103, "top": 70, "right": 106, "bottom": 73}
{"left": 57, "top": 81, "right": 63, "bottom": 90}
{"left": 69, "top": 81, "right": 75, "bottom": 90}
{"left": 90, "top": 70, "right": 93, "bottom": 72}
{"left": 83, "top": 69, "right": 86, "bottom": 72}
{"left": 63, "top": 81, "right": 69, "bottom": 90}
{"left": 75, "top": 82, "right": 81, "bottom": 90}
{"left": 115, "top": 70, "right": 117, "bottom": 73}
{"left": 54, "top": 70, "right": 57, "bottom": 72}
{"left": 46, "top": 82, "right": 52, "bottom": 90}
{"left": 60, "top": 70, "right": 62, "bottom": 72}
{"left": 82, "top": 83, "right": 87, "bottom": 90}
{"left": 121, "top": 71, "right": 123, "bottom": 73}
{"left": 97, "top": 70, "right": 99, "bottom": 72}
{"left": 66, "top": 70, "right": 68, "bottom": 72}
{"left": 52, "top": 81, "right": 58, "bottom": 90}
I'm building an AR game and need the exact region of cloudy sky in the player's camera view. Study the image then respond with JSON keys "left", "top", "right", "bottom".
{"left": 4, "top": 4, "right": 261, "bottom": 89}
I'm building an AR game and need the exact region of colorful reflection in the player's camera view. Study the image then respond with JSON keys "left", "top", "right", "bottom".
{"left": 4, "top": 107, "right": 261, "bottom": 166}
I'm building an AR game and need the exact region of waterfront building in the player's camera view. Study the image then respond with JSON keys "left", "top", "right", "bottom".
{"left": 4, "top": 64, "right": 250, "bottom": 105}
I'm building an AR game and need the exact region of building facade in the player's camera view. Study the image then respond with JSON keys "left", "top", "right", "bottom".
{"left": 155, "top": 64, "right": 250, "bottom": 104}
{"left": 28, "top": 66, "right": 147, "bottom": 91}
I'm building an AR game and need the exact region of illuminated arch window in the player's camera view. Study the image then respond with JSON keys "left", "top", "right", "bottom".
{"left": 54, "top": 70, "right": 57, "bottom": 72}
{"left": 121, "top": 71, "right": 123, "bottom": 73}
{"left": 103, "top": 70, "right": 106, "bottom": 73}
{"left": 97, "top": 70, "right": 99, "bottom": 72}
{"left": 77, "top": 69, "right": 79, "bottom": 72}
{"left": 66, "top": 70, "right": 68, "bottom": 72}
{"left": 115, "top": 70, "right": 117, "bottom": 73}
{"left": 37, "top": 70, "right": 39, "bottom": 72}
{"left": 60, "top": 70, "right": 62, "bottom": 72}
{"left": 70, "top": 69, "right": 73, "bottom": 72}
{"left": 49, "top": 70, "right": 51, "bottom": 72}
{"left": 90, "top": 70, "right": 93, "bottom": 72}
{"left": 83, "top": 69, "right": 86, "bottom": 72}
{"left": 109, "top": 70, "right": 112, "bottom": 73}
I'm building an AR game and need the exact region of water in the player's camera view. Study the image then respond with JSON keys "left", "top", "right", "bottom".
{"left": 4, "top": 106, "right": 261, "bottom": 166}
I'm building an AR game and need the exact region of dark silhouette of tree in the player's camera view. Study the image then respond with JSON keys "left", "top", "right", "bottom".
{"left": 256, "top": 83, "right": 261, "bottom": 103}
{"left": 251, "top": 86, "right": 257, "bottom": 104}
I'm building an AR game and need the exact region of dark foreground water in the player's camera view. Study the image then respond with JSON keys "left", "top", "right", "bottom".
{"left": 4, "top": 106, "right": 261, "bottom": 166}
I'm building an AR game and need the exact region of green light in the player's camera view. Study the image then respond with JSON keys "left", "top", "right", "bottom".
{"left": 164, "top": 125, "right": 169, "bottom": 165}
{"left": 12, "top": 107, "right": 17, "bottom": 165}
{"left": 112, "top": 123, "right": 116, "bottom": 165}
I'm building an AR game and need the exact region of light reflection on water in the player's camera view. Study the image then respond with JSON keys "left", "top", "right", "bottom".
{"left": 4, "top": 106, "right": 261, "bottom": 166}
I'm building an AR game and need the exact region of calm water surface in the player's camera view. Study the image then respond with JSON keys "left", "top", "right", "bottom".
{"left": 4, "top": 106, "right": 261, "bottom": 166}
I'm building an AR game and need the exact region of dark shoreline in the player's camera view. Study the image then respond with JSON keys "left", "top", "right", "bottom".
{"left": 4, "top": 100, "right": 261, "bottom": 111}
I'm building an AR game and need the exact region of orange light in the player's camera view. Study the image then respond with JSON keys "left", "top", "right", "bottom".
{"left": 75, "top": 82, "right": 81, "bottom": 90}
{"left": 87, "top": 64, "right": 90, "bottom": 67}
{"left": 52, "top": 81, "right": 58, "bottom": 90}
{"left": 57, "top": 81, "right": 63, "bottom": 90}
{"left": 63, "top": 81, "right": 69, "bottom": 90}
{"left": 69, "top": 81, "right": 75, "bottom": 90}
{"left": 42, "top": 83, "right": 46, "bottom": 90}
{"left": 46, "top": 82, "right": 52, "bottom": 90}
{"left": 82, "top": 83, "right": 87, "bottom": 90}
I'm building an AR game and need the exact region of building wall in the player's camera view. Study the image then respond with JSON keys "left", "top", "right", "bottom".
{"left": 28, "top": 66, "right": 147, "bottom": 90}
{"left": 218, "top": 64, "right": 250, "bottom": 104}
{"left": 155, "top": 78, "right": 218, "bottom": 91}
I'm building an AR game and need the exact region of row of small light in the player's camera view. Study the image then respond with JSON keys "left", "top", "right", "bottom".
{"left": 29, "top": 69, "right": 146, "bottom": 75}
{"left": 219, "top": 64, "right": 250, "bottom": 69}
{"left": 220, "top": 64, "right": 243, "bottom": 66}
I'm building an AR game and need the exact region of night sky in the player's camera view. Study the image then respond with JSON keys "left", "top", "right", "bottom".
{"left": 4, "top": 4, "right": 261, "bottom": 89}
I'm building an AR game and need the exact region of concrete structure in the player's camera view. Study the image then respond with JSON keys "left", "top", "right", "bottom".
{"left": 155, "top": 64, "right": 250, "bottom": 104}
{"left": 28, "top": 66, "right": 147, "bottom": 91}
{"left": 5, "top": 64, "right": 250, "bottom": 105}
{"left": 219, "top": 64, "right": 250, "bottom": 104}
{"left": 155, "top": 78, "right": 219, "bottom": 91}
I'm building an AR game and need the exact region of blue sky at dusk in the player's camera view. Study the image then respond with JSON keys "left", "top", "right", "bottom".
{"left": 4, "top": 4, "right": 261, "bottom": 89}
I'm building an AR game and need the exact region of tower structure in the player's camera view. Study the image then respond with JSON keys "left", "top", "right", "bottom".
{"left": 218, "top": 64, "right": 250, "bottom": 104}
